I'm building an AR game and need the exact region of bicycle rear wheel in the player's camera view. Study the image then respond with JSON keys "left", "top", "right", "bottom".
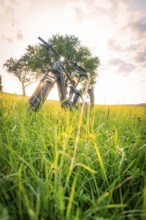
{"left": 28, "top": 81, "right": 52, "bottom": 111}
{"left": 73, "top": 88, "right": 94, "bottom": 110}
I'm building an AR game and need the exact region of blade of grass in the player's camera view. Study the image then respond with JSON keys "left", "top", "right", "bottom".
{"left": 93, "top": 142, "right": 109, "bottom": 185}
{"left": 66, "top": 174, "right": 78, "bottom": 220}
{"left": 142, "top": 179, "right": 146, "bottom": 220}
{"left": 65, "top": 83, "right": 90, "bottom": 189}
{"left": 74, "top": 163, "right": 97, "bottom": 174}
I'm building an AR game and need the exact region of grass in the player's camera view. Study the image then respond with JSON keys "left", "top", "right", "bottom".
{"left": 0, "top": 92, "right": 146, "bottom": 220}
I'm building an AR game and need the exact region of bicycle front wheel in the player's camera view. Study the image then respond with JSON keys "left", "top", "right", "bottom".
{"left": 28, "top": 81, "right": 52, "bottom": 111}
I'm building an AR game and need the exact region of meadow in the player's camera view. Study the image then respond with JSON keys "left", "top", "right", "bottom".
{"left": 0, "top": 92, "right": 146, "bottom": 220}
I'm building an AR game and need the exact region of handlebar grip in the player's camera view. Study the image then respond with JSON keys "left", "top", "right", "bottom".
{"left": 38, "top": 36, "right": 52, "bottom": 47}
{"left": 70, "top": 61, "right": 87, "bottom": 73}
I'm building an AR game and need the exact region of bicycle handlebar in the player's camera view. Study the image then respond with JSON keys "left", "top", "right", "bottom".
{"left": 38, "top": 36, "right": 60, "bottom": 57}
{"left": 38, "top": 36, "right": 88, "bottom": 78}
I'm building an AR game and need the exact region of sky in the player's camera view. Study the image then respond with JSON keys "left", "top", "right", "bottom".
{"left": 0, "top": 0, "right": 146, "bottom": 104}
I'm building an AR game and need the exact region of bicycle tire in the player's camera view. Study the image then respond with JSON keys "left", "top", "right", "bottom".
{"left": 28, "top": 81, "right": 52, "bottom": 111}
{"left": 73, "top": 88, "right": 94, "bottom": 109}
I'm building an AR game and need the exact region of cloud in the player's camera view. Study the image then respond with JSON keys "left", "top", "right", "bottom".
{"left": 69, "top": 0, "right": 146, "bottom": 78}
{"left": 1, "top": 34, "right": 13, "bottom": 43}
{"left": 16, "top": 31, "right": 24, "bottom": 40}
{"left": 132, "top": 16, "right": 146, "bottom": 34}
{"left": 118, "top": 62, "right": 135, "bottom": 74}
{"left": 123, "top": 16, "right": 146, "bottom": 42}
{"left": 71, "top": 0, "right": 120, "bottom": 23}
{"left": 140, "top": 79, "right": 146, "bottom": 83}
{"left": 106, "top": 2, "right": 146, "bottom": 75}
{"left": 107, "top": 39, "right": 123, "bottom": 51}
{"left": 28, "top": 0, "right": 68, "bottom": 11}
{"left": 0, "top": 1, "right": 12, "bottom": 18}
{"left": 134, "top": 49, "right": 146, "bottom": 63}
{"left": 137, "top": 17, "right": 146, "bottom": 31}
{"left": 128, "top": 0, "right": 146, "bottom": 12}
{"left": 108, "top": 58, "right": 135, "bottom": 75}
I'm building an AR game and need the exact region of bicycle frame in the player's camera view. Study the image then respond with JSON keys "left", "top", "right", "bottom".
{"left": 43, "top": 59, "right": 83, "bottom": 107}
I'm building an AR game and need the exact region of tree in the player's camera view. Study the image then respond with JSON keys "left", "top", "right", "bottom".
{"left": 0, "top": 75, "right": 2, "bottom": 91}
{"left": 3, "top": 46, "right": 40, "bottom": 96}
{"left": 32, "top": 34, "right": 100, "bottom": 85}
{"left": 4, "top": 34, "right": 100, "bottom": 95}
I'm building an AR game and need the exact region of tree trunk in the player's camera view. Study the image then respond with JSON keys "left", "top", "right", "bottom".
{"left": 22, "top": 82, "right": 26, "bottom": 96}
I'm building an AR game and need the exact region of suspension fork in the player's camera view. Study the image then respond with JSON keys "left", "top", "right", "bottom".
{"left": 56, "top": 71, "right": 67, "bottom": 104}
{"left": 29, "top": 71, "right": 49, "bottom": 104}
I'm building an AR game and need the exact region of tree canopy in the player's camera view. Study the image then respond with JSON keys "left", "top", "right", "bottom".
{"left": 3, "top": 34, "right": 100, "bottom": 95}
{"left": 36, "top": 34, "right": 100, "bottom": 84}
{"left": 3, "top": 47, "right": 41, "bottom": 96}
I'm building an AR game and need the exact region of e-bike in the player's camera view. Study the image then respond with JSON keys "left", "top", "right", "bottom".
{"left": 28, "top": 37, "right": 94, "bottom": 111}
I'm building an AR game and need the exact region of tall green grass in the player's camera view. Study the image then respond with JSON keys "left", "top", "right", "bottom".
{"left": 0, "top": 92, "right": 146, "bottom": 220}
